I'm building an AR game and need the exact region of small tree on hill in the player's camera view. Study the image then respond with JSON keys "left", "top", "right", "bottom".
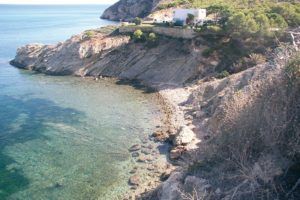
{"left": 147, "top": 32, "right": 159, "bottom": 47}
{"left": 186, "top": 13, "right": 195, "bottom": 25}
{"left": 133, "top": 29, "right": 144, "bottom": 42}
{"left": 134, "top": 17, "right": 142, "bottom": 25}
{"left": 206, "top": 4, "right": 232, "bottom": 25}
{"left": 255, "top": 14, "right": 272, "bottom": 38}
{"left": 227, "top": 12, "right": 259, "bottom": 39}
{"left": 148, "top": 33, "right": 157, "bottom": 42}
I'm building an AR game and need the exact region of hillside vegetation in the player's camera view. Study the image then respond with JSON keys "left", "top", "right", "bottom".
{"left": 158, "top": 0, "right": 300, "bottom": 75}
{"left": 149, "top": 1, "right": 300, "bottom": 200}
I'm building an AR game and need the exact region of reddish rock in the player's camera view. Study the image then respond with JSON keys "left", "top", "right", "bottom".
{"left": 137, "top": 155, "right": 147, "bottom": 163}
{"left": 170, "top": 146, "right": 186, "bottom": 160}
{"left": 129, "top": 175, "right": 140, "bottom": 185}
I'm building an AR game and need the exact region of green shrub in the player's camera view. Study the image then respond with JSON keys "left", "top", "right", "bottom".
{"left": 157, "top": 0, "right": 189, "bottom": 10}
{"left": 232, "top": 54, "right": 266, "bottom": 73}
{"left": 206, "top": 25, "right": 222, "bottom": 33}
{"left": 206, "top": 4, "right": 233, "bottom": 26}
{"left": 227, "top": 12, "right": 259, "bottom": 38}
{"left": 147, "top": 33, "right": 159, "bottom": 47}
{"left": 271, "top": 3, "right": 300, "bottom": 27}
{"left": 255, "top": 13, "right": 272, "bottom": 37}
{"left": 202, "top": 48, "right": 215, "bottom": 58}
{"left": 268, "top": 13, "right": 288, "bottom": 30}
{"left": 134, "top": 17, "right": 142, "bottom": 25}
{"left": 285, "top": 54, "right": 300, "bottom": 84}
{"left": 133, "top": 29, "right": 144, "bottom": 42}
{"left": 148, "top": 33, "right": 157, "bottom": 42}
{"left": 187, "top": 13, "right": 195, "bottom": 25}
{"left": 248, "top": 53, "right": 266, "bottom": 65}
{"left": 216, "top": 70, "right": 230, "bottom": 79}
{"left": 84, "top": 31, "right": 94, "bottom": 39}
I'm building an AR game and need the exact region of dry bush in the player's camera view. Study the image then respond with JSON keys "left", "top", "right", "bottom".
{"left": 188, "top": 45, "right": 299, "bottom": 199}
{"left": 232, "top": 53, "right": 266, "bottom": 73}
{"left": 178, "top": 188, "right": 209, "bottom": 200}
{"left": 248, "top": 53, "right": 267, "bottom": 66}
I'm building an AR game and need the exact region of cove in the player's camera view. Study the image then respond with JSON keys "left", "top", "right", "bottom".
{"left": 0, "top": 4, "right": 163, "bottom": 199}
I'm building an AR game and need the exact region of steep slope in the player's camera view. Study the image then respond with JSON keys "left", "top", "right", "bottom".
{"left": 145, "top": 46, "right": 300, "bottom": 200}
{"left": 101, "top": 0, "right": 165, "bottom": 21}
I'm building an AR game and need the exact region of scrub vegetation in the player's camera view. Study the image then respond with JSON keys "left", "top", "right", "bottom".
{"left": 156, "top": 0, "right": 299, "bottom": 76}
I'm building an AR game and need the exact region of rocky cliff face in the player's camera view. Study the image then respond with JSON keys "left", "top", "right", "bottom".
{"left": 10, "top": 28, "right": 215, "bottom": 87}
{"left": 10, "top": 30, "right": 130, "bottom": 76}
{"left": 101, "top": 0, "right": 165, "bottom": 21}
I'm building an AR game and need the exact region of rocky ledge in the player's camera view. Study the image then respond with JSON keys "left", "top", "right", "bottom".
{"left": 10, "top": 27, "right": 215, "bottom": 87}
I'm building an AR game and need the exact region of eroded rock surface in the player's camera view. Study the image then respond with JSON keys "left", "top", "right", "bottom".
{"left": 101, "top": 0, "right": 165, "bottom": 21}
{"left": 11, "top": 29, "right": 212, "bottom": 87}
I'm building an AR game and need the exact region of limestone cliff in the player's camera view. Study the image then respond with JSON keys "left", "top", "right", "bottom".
{"left": 10, "top": 28, "right": 215, "bottom": 88}
{"left": 101, "top": 0, "right": 165, "bottom": 21}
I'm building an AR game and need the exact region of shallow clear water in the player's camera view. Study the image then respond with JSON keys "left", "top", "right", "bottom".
{"left": 0, "top": 5, "right": 161, "bottom": 199}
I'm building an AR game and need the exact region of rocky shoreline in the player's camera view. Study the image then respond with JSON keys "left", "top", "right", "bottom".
{"left": 122, "top": 82, "right": 177, "bottom": 199}
{"left": 10, "top": 24, "right": 300, "bottom": 199}
{"left": 87, "top": 77, "right": 193, "bottom": 199}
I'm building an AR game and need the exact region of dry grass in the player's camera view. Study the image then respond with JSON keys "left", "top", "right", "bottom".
{"left": 183, "top": 45, "right": 300, "bottom": 200}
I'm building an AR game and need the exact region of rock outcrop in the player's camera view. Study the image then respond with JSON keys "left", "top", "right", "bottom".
{"left": 10, "top": 28, "right": 213, "bottom": 88}
{"left": 101, "top": 0, "right": 165, "bottom": 21}
{"left": 10, "top": 29, "right": 130, "bottom": 76}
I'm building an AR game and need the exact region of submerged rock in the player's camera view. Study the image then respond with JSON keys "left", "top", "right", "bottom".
{"left": 129, "top": 168, "right": 137, "bottom": 174}
{"left": 137, "top": 155, "right": 147, "bottom": 163}
{"left": 129, "top": 144, "right": 141, "bottom": 152}
{"left": 131, "top": 152, "right": 140, "bottom": 157}
{"left": 129, "top": 175, "right": 140, "bottom": 186}
{"left": 141, "top": 149, "right": 152, "bottom": 155}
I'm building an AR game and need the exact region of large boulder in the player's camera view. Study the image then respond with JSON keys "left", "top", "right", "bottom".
{"left": 173, "top": 126, "right": 195, "bottom": 146}
{"left": 157, "top": 172, "right": 184, "bottom": 200}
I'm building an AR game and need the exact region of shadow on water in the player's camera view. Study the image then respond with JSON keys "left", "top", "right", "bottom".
{"left": 0, "top": 95, "right": 84, "bottom": 199}
{"left": 115, "top": 79, "right": 157, "bottom": 94}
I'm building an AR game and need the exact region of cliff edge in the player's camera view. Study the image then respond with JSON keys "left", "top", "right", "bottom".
{"left": 10, "top": 27, "right": 215, "bottom": 88}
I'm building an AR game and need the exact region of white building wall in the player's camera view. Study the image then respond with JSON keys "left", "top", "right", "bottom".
{"left": 173, "top": 9, "right": 206, "bottom": 24}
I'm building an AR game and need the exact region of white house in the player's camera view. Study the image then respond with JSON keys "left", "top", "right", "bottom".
{"left": 173, "top": 9, "right": 206, "bottom": 26}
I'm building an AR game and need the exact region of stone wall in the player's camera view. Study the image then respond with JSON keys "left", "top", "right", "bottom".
{"left": 119, "top": 26, "right": 196, "bottom": 39}
{"left": 119, "top": 26, "right": 154, "bottom": 33}
{"left": 153, "top": 27, "right": 196, "bottom": 39}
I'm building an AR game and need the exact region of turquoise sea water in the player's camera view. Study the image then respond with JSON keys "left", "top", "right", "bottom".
{"left": 0, "top": 5, "right": 161, "bottom": 199}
